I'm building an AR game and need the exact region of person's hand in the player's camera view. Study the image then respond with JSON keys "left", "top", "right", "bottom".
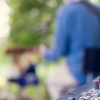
{"left": 38, "top": 44, "right": 47, "bottom": 57}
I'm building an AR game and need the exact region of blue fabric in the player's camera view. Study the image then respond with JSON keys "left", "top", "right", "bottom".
{"left": 9, "top": 64, "right": 39, "bottom": 87}
{"left": 44, "top": 1, "right": 100, "bottom": 84}
{"left": 17, "top": 64, "right": 39, "bottom": 87}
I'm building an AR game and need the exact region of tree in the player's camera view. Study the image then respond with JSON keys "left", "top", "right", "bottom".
{"left": 7, "top": 0, "right": 62, "bottom": 47}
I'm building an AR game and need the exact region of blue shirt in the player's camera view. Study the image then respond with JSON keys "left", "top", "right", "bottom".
{"left": 44, "top": 1, "right": 100, "bottom": 84}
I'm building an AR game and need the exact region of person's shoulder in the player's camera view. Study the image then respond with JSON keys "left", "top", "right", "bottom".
{"left": 57, "top": 3, "right": 76, "bottom": 12}
{"left": 59, "top": 2, "right": 85, "bottom": 14}
{"left": 56, "top": 4, "right": 68, "bottom": 16}
{"left": 56, "top": 3, "right": 75, "bottom": 18}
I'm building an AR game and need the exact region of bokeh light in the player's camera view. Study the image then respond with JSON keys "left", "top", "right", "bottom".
{"left": 90, "top": 0, "right": 99, "bottom": 3}
{"left": 0, "top": 0, "right": 10, "bottom": 43}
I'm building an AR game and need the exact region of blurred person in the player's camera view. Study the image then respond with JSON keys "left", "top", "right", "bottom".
{"left": 6, "top": 48, "right": 39, "bottom": 100}
{"left": 6, "top": 48, "right": 38, "bottom": 81}
{"left": 39, "top": 0, "right": 100, "bottom": 99}
{"left": 7, "top": 54, "right": 39, "bottom": 87}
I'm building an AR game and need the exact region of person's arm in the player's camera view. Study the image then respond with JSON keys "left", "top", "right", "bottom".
{"left": 44, "top": 5, "right": 73, "bottom": 62}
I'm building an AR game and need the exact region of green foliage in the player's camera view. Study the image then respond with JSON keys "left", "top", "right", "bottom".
{"left": 7, "top": 0, "right": 62, "bottom": 47}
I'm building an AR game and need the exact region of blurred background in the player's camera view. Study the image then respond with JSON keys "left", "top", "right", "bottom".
{"left": 0, "top": 0, "right": 100, "bottom": 100}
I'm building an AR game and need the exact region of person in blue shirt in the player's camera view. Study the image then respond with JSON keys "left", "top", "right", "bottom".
{"left": 39, "top": 0, "right": 100, "bottom": 99}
